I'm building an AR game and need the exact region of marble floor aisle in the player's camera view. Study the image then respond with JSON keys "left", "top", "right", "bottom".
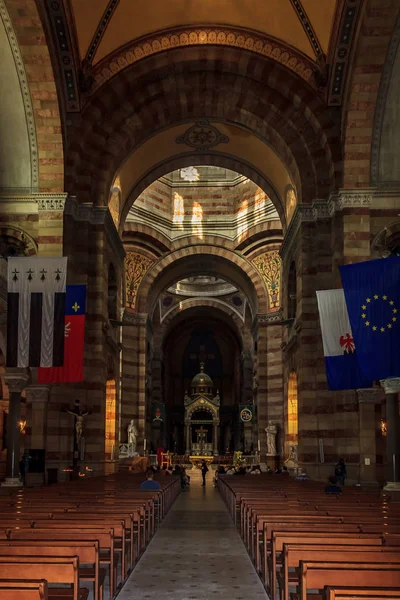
{"left": 117, "top": 472, "right": 269, "bottom": 600}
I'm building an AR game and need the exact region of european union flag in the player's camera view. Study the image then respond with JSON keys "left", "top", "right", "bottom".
{"left": 340, "top": 256, "right": 400, "bottom": 381}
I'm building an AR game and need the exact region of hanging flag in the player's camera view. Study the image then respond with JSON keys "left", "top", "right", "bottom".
{"left": 340, "top": 255, "right": 400, "bottom": 381}
{"left": 38, "top": 285, "right": 86, "bottom": 383}
{"left": 239, "top": 405, "right": 254, "bottom": 422}
{"left": 7, "top": 257, "right": 67, "bottom": 368}
{"left": 316, "top": 289, "right": 372, "bottom": 390}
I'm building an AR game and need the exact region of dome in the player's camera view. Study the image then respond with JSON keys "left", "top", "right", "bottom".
{"left": 191, "top": 362, "right": 213, "bottom": 391}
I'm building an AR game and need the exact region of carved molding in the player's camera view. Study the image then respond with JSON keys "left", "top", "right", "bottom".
{"left": 280, "top": 190, "right": 374, "bottom": 260}
{"left": 0, "top": 0, "right": 38, "bottom": 189}
{"left": 64, "top": 197, "right": 125, "bottom": 262}
{"left": 3, "top": 369, "right": 30, "bottom": 392}
{"left": 380, "top": 377, "right": 400, "bottom": 395}
{"left": 289, "top": 0, "right": 323, "bottom": 58}
{"left": 44, "top": 0, "right": 80, "bottom": 111}
{"left": 37, "top": 195, "right": 67, "bottom": 211}
{"left": 25, "top": 384, "right": 51, "bottom": 403}
{"left": 256, "top": 311, "right": 283, "bottom": 324}
{"left": 123, "top": 310, "right": 148, "bottom": 326}
{"left": 356, "top": 388, "right": 385, "bottom": 404}
{"left": 85, "top": 0, "right": 119, "bottom": 63}
{"left": 328, "top": 0, "right": 362, "bottom": 106}
{"left": 90, "top": 25, "right": 317, "bottom": 94}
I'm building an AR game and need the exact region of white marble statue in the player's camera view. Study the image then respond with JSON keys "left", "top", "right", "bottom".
{"left": 265, "top": 422, "right": 277, "bottom": 456}
{"left": 127, "top": 419, "right": 138, "bottom": 451}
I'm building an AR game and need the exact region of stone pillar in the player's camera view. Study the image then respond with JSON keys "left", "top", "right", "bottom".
{"left": 213, "top": 422, "right": 219, "bottom": 456}
{"left": 380, "top": 378, "right": 400, "bottom": 491}
{"left": 356, "top": 388, "right": 384, "bottom": 486}
{"left": 185, "top": 422, "right": 190, "bottom": 455}
{"left": 25, "top": 385, "right": 51, "bottom": 449}
{"left": 2, "top": 369, "right": 29, "bottom": 487}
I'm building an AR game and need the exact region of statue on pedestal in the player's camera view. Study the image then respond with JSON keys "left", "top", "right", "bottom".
{"left": 213, "top": 390, "right": 220, "bottom": 405}
{"left": 184, "top": 390, "right": 191, "bottom": 404}
{"left": 265, "top": 422, "right": 277, "bottom": 456}
{"left": 127, "top": 419, "right": 138, "bottom": 454}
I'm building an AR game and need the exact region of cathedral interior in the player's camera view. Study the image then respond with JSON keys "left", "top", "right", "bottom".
{"left": 0, "top": 0, "right": 400, "bottom": 493}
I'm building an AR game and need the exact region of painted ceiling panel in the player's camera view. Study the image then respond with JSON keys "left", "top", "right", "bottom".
{"left": 93, "top": 0, "right": 315, "bottom": 64}
{"left": 70, "top": 0, "right": 110, "bottom": 59}
{"left": 300, "top": 0, "right": 339, "bottom": 54}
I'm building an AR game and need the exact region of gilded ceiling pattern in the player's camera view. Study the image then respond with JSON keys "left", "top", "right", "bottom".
{"left": 252, "top": 250, "right": 281, "bottom": 311}
{"left": 125, "top": 252, "right": 153, "bottom": 310}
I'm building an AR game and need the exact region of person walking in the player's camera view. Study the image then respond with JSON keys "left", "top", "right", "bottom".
{"left": 334, "top": 457, "right": 347, "bottom": 486}
{"left": 201, "top": 459, "right": 208, "bottom": 486}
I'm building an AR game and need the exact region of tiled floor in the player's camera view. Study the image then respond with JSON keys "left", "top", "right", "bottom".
{"left": 117, "top": 471, "right": 269, "bottom": 600}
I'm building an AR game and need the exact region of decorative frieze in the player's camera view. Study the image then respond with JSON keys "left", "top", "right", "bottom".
{"left": 37, "top": 195, "right": 67, "bottom": 211}
{"left": 356, "top": 388, "right": 385, "bottom": 404}
{"left": 257, "top": 311, "right": 283, "bottom": 324}
{"left": 123, "top": 310, "right": 148, "bottom": 326}
{"left": 380, "top": 377, "right": 400, "bottom": 395}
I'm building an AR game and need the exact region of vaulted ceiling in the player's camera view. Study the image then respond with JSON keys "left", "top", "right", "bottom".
{"left": 69, "top": 0, "right": 338, "bottom": 64}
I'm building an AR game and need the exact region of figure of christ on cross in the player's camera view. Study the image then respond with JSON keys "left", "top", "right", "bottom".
{"left": 65, "top": 400, "right": 91, "bottom": 465}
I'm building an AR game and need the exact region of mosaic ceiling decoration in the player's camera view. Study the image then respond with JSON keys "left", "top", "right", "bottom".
{"left": 125, "top": 252, "right": 153, "bottom": 310}
{"left": 252, "top": 250, "right": 281, "bottom": 310}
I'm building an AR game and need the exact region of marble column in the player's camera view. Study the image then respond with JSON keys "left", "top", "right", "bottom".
{"left": 356, "top": 387, "right": 384, "bottom": 485}
{"left": 2, "top": 369, "right": 29, "bottom": 487}
{"left": 25, "top": 385, "right": 51, "bottom": 449}
{"left": 380, "top": 378, "right": 400, "bottom": 491}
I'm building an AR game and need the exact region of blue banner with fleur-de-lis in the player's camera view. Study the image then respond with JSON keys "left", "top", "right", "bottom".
{"left": 340, "top": 255, "right": 400, "bottom": 381}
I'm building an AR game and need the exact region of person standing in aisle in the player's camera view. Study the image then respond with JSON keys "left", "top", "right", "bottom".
{"left": 201, "top": 459, "right": 208, "bottom": 486}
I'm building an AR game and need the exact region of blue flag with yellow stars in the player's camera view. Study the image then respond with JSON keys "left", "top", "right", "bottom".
{"left": 340, "top": 256, "right": 400, "bottom": 381}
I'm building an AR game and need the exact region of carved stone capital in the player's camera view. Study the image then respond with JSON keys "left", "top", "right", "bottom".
{"left": 123, "top": 310, "right": 148, "bottom": 326}
{"left": 256, "top": 311, "right": 283, "bottom": 325}
{"left": 336, "top": 190, "right": 373, "bottom": 210}
{"left": 3, "top": 369, "right": 30, "bottom": 392}
{"left": 25, "top": 384, "right": 51, "bottom": 403}
{"left": 356, "top": 388, "right": 385, "bottom": 404}
{"left": 380, "top": 378, "right": 400, "bottom": 395}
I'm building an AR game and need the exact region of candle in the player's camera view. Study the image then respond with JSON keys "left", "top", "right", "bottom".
{"left": 257, "top": 439, "right": 261, "bottom": 452}
{"left": 144, "top": 438, "right": 147, "bottom": 452}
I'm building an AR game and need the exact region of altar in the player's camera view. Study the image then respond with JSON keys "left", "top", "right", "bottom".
{"left": 184, "top": 363, "right": 220, "bottom": 457}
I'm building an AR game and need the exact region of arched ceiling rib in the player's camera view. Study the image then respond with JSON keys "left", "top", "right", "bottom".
{"left": 70, "top": 0, "right": 338, "bottom": 65}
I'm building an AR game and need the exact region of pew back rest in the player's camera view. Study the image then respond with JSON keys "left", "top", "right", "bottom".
{"left": 0, "top": 579, "right": 48, "bottom": 600}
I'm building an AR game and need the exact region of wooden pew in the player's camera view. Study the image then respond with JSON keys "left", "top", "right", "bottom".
{"left": 325, "top": 587, "right": 400, "bottom": 600}
{"left": 0, "top": 540, "right": 104, "bottom": 600}
{"left": 0, "top": 556, "right": 88, "bottom": 600}
{"left": 299, "top": 562, "right": 400, "bottom": 600}
{"left": 0, "top": 579, "right": 48, "bottom": 600}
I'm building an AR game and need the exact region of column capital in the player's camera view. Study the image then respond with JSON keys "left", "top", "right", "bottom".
{"left": 123, "top": 310, "right": 148, "bottom": 326}
{"left": 356, "top": 388, "right": 385, "bottom": 404}
{"left": 25, "top": 384, "right": 51, "bottom": 403}
{"left": 3, "top": 369, "right": 30, "bottom": 392}
{"left": 380, "top": 378, "right": 400, "bottom": 395}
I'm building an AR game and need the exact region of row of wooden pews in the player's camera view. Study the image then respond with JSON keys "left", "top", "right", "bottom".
{"left": 0, "top": 471, "right": 180, "bottom": 600}
{"left": 217, "top": 474, "right": 400, "bottom": 600}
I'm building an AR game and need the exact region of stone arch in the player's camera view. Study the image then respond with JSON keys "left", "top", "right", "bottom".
{"left": 135, "top": 245, "right": 270, "bottom": 316}
{"left": 370, "top": 11, "right": 400, "bottom": 184}
{"left": 66, "top": 45, "right": 340, "bottom": 208}
{"left": 120, "top": 152, "right": 285, "bottom": 230}
{"left": 1, "top": 0, "right": 64, "bottom": 192}
{"left": 152, "top": 298, "right": 248, "bottom": 352}
{"left": 0, "top": 226, "right": 37, "bottom": 257}
{"left": 343, "top": 0, "right": 400, "bottom": 188}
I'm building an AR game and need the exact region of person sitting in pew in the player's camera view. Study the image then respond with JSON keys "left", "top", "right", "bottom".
{"left": 140, "top": 469, "right": 161, "bottom": 490}
{"left": 325, "top": 475, "right": 342, "bottom": 494}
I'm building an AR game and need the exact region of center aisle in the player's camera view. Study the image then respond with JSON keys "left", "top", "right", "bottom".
{"left": 117, "top": 471, "right": 269, "bottom": 600}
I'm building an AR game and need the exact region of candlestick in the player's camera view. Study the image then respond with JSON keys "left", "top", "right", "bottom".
{"left": 144, "top": 438, "right": 147, "bottom": 452}
{"left": 257, "top": 439, "right": 261, "bottom": 452}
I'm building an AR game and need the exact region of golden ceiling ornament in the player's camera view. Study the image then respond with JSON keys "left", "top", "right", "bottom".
{"left": 252, "top": 250, "right": 281, "bottom": 310}
{"left": 125, "top": 252, "right": 153, "bottom": 310}
{"left": 90, "top": 26, "right": 316, "bottom": 94}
